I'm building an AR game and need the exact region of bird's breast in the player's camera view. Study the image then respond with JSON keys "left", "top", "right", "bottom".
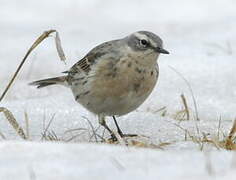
{"left": 93, "top": 56, "right": 158, "bottom": 95}
{"left": 72, "top": 56, "right": 159, "bottom": 115}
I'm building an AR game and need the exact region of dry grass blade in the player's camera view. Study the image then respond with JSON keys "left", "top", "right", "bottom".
{"left": 88, "top": 126, "right": 106, "bottom": 142}
{"left": 128, "top": 140, "right": 171, "bottom": 149}
{"left": 225, "top": 119, "right": 236, "bottom": 150}
{"left": 172, "top": 122, "right": 194, "bottom": 141}
{"left": 55, "top": 31, "right": 66, "bottom": 62}
{"left": 181, "top": 94, "right": 190, "bottom": 120}
{"left": 217, "top": 117, "right": 222, "bottom": 140}
{"left": 228, "top": 119, "right": 236, "bottom": 140}
{"left": 82, "top": 116, "right": 99, "bottom": 142}
{"left": 154, "top": 106, "right": 167, "bottom": 117}
{"left": 64, "top": 131, "right": 87, "bottom": 142}
{"left": 64, "top": 127, "right": 88, "bottom": 142}
{"left": 24, "top": 111, "right": 30, "bottom": 139}
{"left": 41, "top": 113, "right": 56, "bottom": 140}
{"left": 0, "top": 131, "right": 6, "bottom": 140}
{"left": 0, "top": 107, "right": 26, "bottom": 139}
{"left": 170, "top": 121, "right": 217, "bottom": 150}
{"left": 63, "top": 127, "right": 105, "bottom": 142}
{"left": 46, "top": 130, "right": 60, "bottom": 141}
{"left": 173, "top": 99, "right": 191, "bottom": 121}
{"left": 0, "top": 29, "right": 64, "bottom": 102}
{"left": 170, "top": 117, "right": 236, "bottom": 150}
{"left": 64, "top": 128, "right": 88, "bottom": 134}
{"left": 173, "top": 110, "right": 187, "bottom": 121}
{"left": 169, "top": 66, "right": 199, "bottom": 121}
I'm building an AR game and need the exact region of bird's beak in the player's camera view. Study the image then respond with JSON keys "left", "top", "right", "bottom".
{"left": 155, "top": 47, "right": 170, "bottom": 54}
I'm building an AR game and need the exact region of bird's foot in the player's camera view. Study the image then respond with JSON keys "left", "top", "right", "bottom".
{"left": 106, "top": 133, "right": 118, "bottom": 143}
{"left": 120, "top": 133, "right": 138, "bottom": 138}
{"left": 117, "top": 129, "right": 138, "bottom": 138}
{"left": 107, "top": 133, "right": 138, "bottom": 143}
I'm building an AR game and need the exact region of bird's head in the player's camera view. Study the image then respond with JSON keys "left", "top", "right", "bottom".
{"left": 126, "top": 31, "right": 169, "bottom": 58}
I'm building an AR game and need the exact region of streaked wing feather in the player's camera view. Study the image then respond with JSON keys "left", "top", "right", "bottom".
{"left": 67, "top": 40, "right": 120, "bottom": 75}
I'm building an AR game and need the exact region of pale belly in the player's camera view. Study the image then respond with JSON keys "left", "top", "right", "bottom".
{"left": 87, "top": 88, "right": 156, "bottom": 116}
{"left": 71, "top": 63, "right": 158, "bottom": 116}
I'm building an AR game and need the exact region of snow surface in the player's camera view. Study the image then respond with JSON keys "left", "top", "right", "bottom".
{"left": 0, "top": 0, "right": 236, "bottom": 179}
{"left": 0, "top": 141, "right": 236, "bottom": 180}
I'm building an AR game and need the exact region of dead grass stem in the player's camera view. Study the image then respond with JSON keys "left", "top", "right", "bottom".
{"left": 0, "top": 30, "right": 65, "bottom": 102}
{"left": 169, "top": 66, "right": 199, "bottom": 121}
{"left": 0, "top": 107, "right": 26, "bottom": 139}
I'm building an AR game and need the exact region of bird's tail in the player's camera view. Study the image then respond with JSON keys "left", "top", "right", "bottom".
{"left": 29, "top": 76, "right": 68, "bottom": 88}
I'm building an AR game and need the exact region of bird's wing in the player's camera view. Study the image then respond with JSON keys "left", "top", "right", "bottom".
{"left": 65, "top": 40, "right": 120, "bottom": 76}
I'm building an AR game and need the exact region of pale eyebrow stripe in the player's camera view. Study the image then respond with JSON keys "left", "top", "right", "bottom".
{"left": 133, "top": 32, "right": 148, "bottom": 40}
{"left": 134, "top": 33, "right": 156, "bottom": 47}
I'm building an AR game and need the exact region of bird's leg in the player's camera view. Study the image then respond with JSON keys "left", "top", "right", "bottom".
{"left": 112, "top": 116, "right": 124, "bottom": 137}
{"left": 98, "top": 115, "right": 117, "bottom": 141}
{"left": 112, "top": 116, "right": 137, "bottom": 138}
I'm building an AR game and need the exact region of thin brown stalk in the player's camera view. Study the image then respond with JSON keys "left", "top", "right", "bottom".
{"left": 24, "top": 111, "right": 30, "bottom": 139}
{"left": 169, "top": 66, "right": 199, "bottom": 121}
{"left": 154, "top": 106, "right": 167, "bottom": 113}
{"left": 217, "top": 117, "right": 222, "bottom": 140}
{"left": 82, "top": 116, "right": 98, "bottom": 142}
{"left": 0, "top": 107, "right": 26, "bottom": 139}
{"left": 0, "top": 30, "right": 65, "bottom": 102}
{"left": 228, "top": 119, "right": 236, "bottom": 140}
{"left": 0, "top": 131, "right": 6, "bottom": 139}
{"left": 181, "top": 94, "right": 190, "bottom": 120}
{"left": 225, "top": 119, "right": 236, "bottom": 150}
{"left": 41, "top": 113, "right": 56, "bottom": 140}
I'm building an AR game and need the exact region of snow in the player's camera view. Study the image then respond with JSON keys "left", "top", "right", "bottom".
{"left": 0, "top": 0, "right": 236, "bottom": 179}
{"left": 0, "top": 141, "right": 235, "bottom": 180}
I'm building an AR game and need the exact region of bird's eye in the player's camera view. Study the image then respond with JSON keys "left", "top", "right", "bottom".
{"left": 140, "top": 39, "right": 148, "bottom": 46}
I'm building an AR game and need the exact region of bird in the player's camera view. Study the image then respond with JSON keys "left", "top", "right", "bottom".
{"left": 29, "top": 31, "right": 169, "bottom": 141}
